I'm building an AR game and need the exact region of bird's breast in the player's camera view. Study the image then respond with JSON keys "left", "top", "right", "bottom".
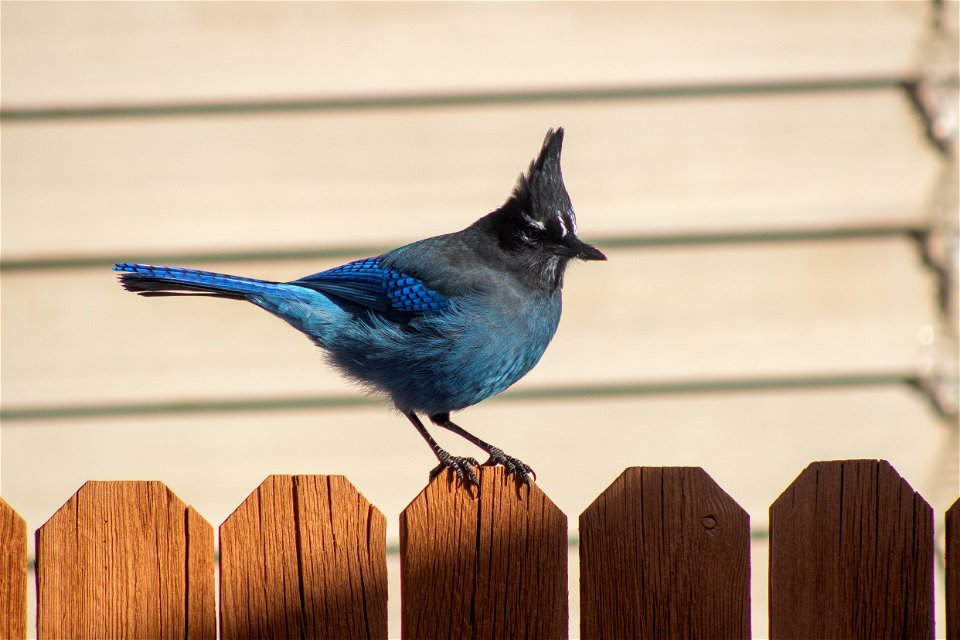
{"left": 427, "top": 290, "right": 561, "bottom": 409}
{"left": 322, "top": 287, "right": 562, "bottom": 415}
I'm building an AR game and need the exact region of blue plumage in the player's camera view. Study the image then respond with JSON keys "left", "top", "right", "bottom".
{"left": 115, "top": 128, "right": 605, "bottom": 485}
{"left": 114, "top": 262, "right": 283, "bottom": 296}
{"left": 294, "top": 256, "right": 449, "bottom": 314}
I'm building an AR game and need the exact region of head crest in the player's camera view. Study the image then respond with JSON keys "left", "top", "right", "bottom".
{"left": 511, "top": 127, "right": 566, "bottom": 204}
{"left": 533, "top": 127, "right": 564, "bottom": 175}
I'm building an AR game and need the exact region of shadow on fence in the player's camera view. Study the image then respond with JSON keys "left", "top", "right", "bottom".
{"left": 1, "top": 459, "right": 957, "bottom": 639}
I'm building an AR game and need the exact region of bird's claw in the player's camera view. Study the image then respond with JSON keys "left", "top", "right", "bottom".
{"left": 483, "top": 447, "right": 535, "bottom": 485}
{"left": 430, "top": 452, "right": 480, "bottom": 486}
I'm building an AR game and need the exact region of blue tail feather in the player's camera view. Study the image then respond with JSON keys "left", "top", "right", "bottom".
{"left": 114, "top": 262, "right": 282, "bottom": 298}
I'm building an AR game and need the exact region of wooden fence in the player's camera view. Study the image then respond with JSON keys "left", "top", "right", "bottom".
{"left": 1, "top": 459, "right": 957, "bottom": 639}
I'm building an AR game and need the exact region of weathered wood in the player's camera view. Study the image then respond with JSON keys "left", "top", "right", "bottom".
{"left": 948, "top": 498, "right": 960, "bottom": 640}
{"left": 0, "top": 498, "right": 27, "bottom": 640}
{"left": 35, "top": 480, "right": 215, "bottom": 639}
{"left": 579, "top": 466, "right": 750, "bottom": 638}
{"left": 400, "top": 466, "right": 568, "bottom": 638}
{"left": 219, "top": 474, "right": 387, "bottom": 639}
{"left": 769, "top": 459, "right": 933, "bottom": 638}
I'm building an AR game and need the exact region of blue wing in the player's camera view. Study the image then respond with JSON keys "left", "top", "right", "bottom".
{"left": 291, "top": 257, "right": 449, "bottom": 315}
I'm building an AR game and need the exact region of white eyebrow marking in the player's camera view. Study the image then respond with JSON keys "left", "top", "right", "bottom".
{"left": 521, "top": 212, "right": 545, "bottom": 230}
{"left": 556, "top": 214, "right": 568, "bottom": 237}
{"left": 568, "top": 213, "right": 578, "bottom": 235}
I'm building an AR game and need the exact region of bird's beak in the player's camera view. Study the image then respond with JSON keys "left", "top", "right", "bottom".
{"left": 571, "top": 237, "right": 607, "bottom": 261}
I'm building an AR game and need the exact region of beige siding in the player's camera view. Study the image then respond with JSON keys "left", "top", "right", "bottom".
{"left": 2, "top": 238, "right": 937, "bottom": 406}
{"left": 2, "top": 2, "right": 927, "bottom": 107}
{"left": 2, "top": 90, "right": 939, "bottom": 260}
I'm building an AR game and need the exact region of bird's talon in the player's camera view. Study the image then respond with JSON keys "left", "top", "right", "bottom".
{"left": 482, "top": 448, "right": 534, "bottom": 485}
{"left": 430, "top": 453, "right": 480, "bottom": 487}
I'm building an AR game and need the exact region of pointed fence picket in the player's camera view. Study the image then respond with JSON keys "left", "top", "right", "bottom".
{"left": 219, "top": 474, "right": 387, "bottom": 639}
{"left": 0, "top": 497, "right": 27, "bottom": 640}
{"left": 769, "top": 460, "right": 934, "bottom": 638}
{"left": 400, "top": 466, "right": 568, "bottom": 638}
{"left": 579, "top": 466, "right": 751, "bottom": 638}
{"left": 33, "top": 481, "right": 215, "bottom": 639}
{"left": 0, "top": 460, "right": 955, "bottom": 639}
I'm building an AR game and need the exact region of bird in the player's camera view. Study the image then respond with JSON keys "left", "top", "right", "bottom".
{"left": 115, "top": 128, "right": 605, "bottom": 486}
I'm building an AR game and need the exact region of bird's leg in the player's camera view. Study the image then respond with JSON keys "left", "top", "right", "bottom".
{"left": 429, "top": 413, "right": 535, "bottom": 485}
{"left": 404, "top": 412, "right": 479, "bottom": 486}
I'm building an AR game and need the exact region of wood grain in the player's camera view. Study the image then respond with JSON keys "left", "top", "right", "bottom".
{"left": 0, "top": 3, "right": 927, "bottom": 108}
{"left": 579, "top": 467, "right": 750, "bottom": 638}
{"left": 34, "top": 480, "right": 215, "bottom": 639}
{"left": 0, "top": 497, "right": 27, "bottom": 640}
{"left": 400, "top": 466, "right": 568, "bottom": 638}
{"left": 769, "top": 459, "right": 934, "bottom": 638}
{"left": 948, "top": 498, "right": 959, "bottom": 640}
{"left": 219, "top": 474, "right": 387, "bottom": 639}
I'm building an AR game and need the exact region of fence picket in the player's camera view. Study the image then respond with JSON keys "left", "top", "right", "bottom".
{"left": 948, "top": 498, "right": 959, "bottom": 640}
{"left": 0, "top": 498, "right": 27, "bottom": 640}
{"left": 218, "top": 474, "right": 387, "bottom": 640}
{"left": 578, "top": 466, "right": 750, "bottom": 638}
{"left": 400, "top": 467, "right": 568, "bottom": 638}
{"left": 769, "top": 459, "right": 934, "bottom": 638}
{"left": 34, "top": 481, "right": 215, "bottom": 639}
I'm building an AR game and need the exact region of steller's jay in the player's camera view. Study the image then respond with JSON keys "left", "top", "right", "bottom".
{"left": 115, "top": 128, "right": 605, "bottom": 485}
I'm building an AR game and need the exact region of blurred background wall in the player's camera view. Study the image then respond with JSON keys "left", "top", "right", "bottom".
{"left": 2, "top": 2, "right": 958, "bottom": 636}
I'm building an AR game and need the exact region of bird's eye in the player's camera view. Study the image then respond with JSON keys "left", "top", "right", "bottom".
{"left": 517, "top": 231, "right": 536, "bottom": 246}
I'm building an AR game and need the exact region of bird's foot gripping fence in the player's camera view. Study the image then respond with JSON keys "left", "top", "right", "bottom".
{"left": 1, "top": 460, "right": 958, "bottom": 639}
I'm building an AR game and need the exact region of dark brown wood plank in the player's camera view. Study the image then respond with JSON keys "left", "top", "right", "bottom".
{"left": 400, "top": 466, "right": 568, "bottom": 638}
{"left": 0, "top": 497, "right": 27, "bottom": 640}
{"left": 578, "top": 466, "right": 750, "bottom": 638}
{"left": 35, "top": 481, "right": 215, "bottom": 639}
{"left": 947, "top": 498, "right": 960, "bottom": 640}
{"left": 769, "top": 459, "right": 934, "bottom": 638}
{"left": 219, "top": 474, "right": 387, "bottom": 639}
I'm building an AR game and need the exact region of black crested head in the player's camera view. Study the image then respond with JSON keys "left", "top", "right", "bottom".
{"left": 471, "top": 128, "right": 606, "bottom": 292}
{"left": 513, "top": 127, "right": 569, "bottom": 224}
